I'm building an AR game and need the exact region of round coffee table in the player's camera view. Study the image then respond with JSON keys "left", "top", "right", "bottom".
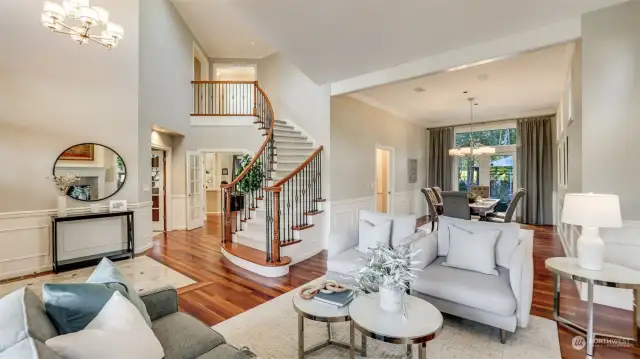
{"left": 292, "top": 294, "right": 366, "bottom": 358}
{"left": 348, "top": 293, "right": 443, "bottom": 359}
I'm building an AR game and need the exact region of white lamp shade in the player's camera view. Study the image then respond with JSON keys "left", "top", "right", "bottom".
{"left": 105, "top": 22, "right": 124, "bottom": 39}
{"left": 63, "top": 0, "right": 89, "bottom": 15}
{"left": 562, "top": 193, "right": 622, "bottom": 228}
{"left": 43, "top": 1, "right": 67, "bottom": 20}
{"left": 448, "top": 148, "right": 460, "bottom": 156}
{"left": 92, "top": 6, "right": 109, "bottom": 23}
{"left": 41, "top": 13, "right": 62, "bottom": 30}
{"left": 77, "top": 6, "right": 99, "bottom": 25}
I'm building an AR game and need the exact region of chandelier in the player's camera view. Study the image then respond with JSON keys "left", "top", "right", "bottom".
{"left": 41, "top": 0, "right": 124, "bottom": 49}
{"left": 448, "top": 97, "right": 495, "bottom": 157}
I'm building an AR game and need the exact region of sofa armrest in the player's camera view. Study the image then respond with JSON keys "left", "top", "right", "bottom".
{"left": 509, "top": 229, "right": 534, "bottom": 328}
{"left": 328, "top": 228, "right": 358, "bottom": 258}
{"left": 139, "top": 285, "right": 179, "bottom": 321}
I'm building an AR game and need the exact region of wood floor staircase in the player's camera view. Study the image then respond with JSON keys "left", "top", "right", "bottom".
{"left": 192, "top": 81, "right": 324, "bottom": 277}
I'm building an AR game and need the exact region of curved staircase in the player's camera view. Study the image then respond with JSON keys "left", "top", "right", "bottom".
{"left": 192, "top": 81, "right": 325, "bottom": 277}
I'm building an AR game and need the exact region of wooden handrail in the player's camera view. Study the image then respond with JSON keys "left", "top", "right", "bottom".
{"left": 221, "top": 85, "right": 274, "bottom": 189}
{"left": 265, "top": 145, "right": 324, "bottom": 190}
{"left": 191, "top": 80, "right": 258, "bottom": 84}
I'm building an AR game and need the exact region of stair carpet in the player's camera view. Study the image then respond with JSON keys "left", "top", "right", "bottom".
{"left": 231, "top": 119, "right": 323, "bottom": 258}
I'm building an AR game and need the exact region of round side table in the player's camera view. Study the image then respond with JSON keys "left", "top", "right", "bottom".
{"left": 545, "top": 257, "right": 640, "bottom": 357}
{"left": 292, "top": 294, "right": 366, "bottom": 358}
{"left": 348, "top": 293, "right": 443, "bottom": 359}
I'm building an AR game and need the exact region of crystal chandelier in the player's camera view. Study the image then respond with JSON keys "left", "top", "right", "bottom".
{"left": 41, "top": 0, "right": 124, "bottom": 49}
{"left": 448, "top": 97, "right": 496, "bottom": 157}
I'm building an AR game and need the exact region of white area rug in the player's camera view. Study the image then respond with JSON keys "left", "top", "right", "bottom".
{"left": 0, "top": 256, "right": 195, "bottom": 299}
{"left": 214, "top": 277, "right": 561, "bottom": 359}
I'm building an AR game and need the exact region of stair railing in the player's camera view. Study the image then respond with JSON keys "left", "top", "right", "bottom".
{"left": 193, "top": 81, "right": 274, "bottom": 245}
{"left": 264, "top": 146, "right": 323, "bottom": 263}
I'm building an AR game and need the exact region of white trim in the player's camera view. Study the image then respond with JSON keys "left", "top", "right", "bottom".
{"left": 0, "top": 225, "right": 48, "bottom": 234}
{"left": 220, "top": 246, "right": 289, "bottom": 277}
{"left": 0, "top": 253, "right": 49, "bottom": 264}
{"left": 347, "top": 93, "right": 410, "bottom": 120}
{"left": 374, "top": 144, "right": 395, "bottom": 214}
{"left": 0, "top": 266, "right": 53, "bottom": 282}
{"left": 190, "top": 116, "right": 258, "bottom": 127}
{"left": 0, "top": 202, "right": 153, "bottom": 219}
{"left": 136, "top": 242, "right": 154, "bottom": 254}
{"left": 193, "top": 42, "right": 210, "bottom": 81}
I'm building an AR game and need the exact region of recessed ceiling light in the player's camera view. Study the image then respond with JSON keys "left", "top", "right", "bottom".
{"left": 250, "top": 41, "right": 255, "bottom": 46}
{"left": 478, "top": 74, "right": 489, "bottom": 81}
{"left": 414, "top": 86, "right": 426, "bottom": 93}
{"left": 463, "top": 90, "right": 468, "bottom": 94}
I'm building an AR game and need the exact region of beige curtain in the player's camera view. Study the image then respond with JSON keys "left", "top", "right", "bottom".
{"left": 517, "top": 116, "right": 553, "bottom": 225}
{"left": 428, "top": 127, "right": 454, "bottom": 191}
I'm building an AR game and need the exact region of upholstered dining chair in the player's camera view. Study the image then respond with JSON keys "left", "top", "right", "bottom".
{"left": 421, "top": 188, "right": 440, "bottom": 232}
{"left": 441, "top": 191, "right": 471, "bottom": 220}
{"left": 431, "top": 186, "right": 443, "bottom": 203}
{"left": 486, "top": 188, "right": 527, "bottom": 223}
{"left": 470, "top": 185, "right": 490, "bottom": 199}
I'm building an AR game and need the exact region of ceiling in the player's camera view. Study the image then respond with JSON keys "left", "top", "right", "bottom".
{"left": 353, "top": 43, "right": 575, "bottom": 127}
{"left": 225, "top": 0, "right": 625, "bottom": 84}
{"left": 170, "top": 0, "right": 274, "bottom": 59}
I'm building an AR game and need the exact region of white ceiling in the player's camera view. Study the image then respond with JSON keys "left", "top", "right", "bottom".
{"left": 170, "top": 0, "right": 274, "bottom": 59}
{"left": 353, "top": 43, "right": 575, "bottom": 127}
{"left": 226, "top": 0, "right": 625, "bottom": 84}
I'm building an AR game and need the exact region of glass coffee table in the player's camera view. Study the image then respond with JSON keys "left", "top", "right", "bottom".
{"left": 348, "top": 293, "right": 443, "bottom": 359}
{"left": 293, "top": 294, "right": 366, "bottom": 358}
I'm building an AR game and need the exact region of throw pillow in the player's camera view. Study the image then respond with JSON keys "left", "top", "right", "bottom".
{"left": 45, "top": 292, "right": 164, "bottom": 359}
{"left": 443, "top": 225, "right": 501, "bottom": 275}
{"left": 402, "top": 230, "right": 436, "bottom": 269}
{"left": 357, "top": 219, "right": 391, "bottom": 252}
{"left": 0, "top": 287, "right": 58, "bottom": 352}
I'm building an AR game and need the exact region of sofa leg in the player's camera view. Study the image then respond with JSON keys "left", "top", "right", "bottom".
{"left": 500, "top": 329, "right": 507, "bottom": 344}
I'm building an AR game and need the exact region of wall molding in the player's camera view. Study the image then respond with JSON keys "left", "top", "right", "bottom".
{"left": 0, "top": 201, "right": 153, "bottom": 219}
{"left": 0, "top": 225, "right": 48, "bottom": 234}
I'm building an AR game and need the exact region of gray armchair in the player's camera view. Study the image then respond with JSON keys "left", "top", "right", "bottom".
{"left": 486, "top": 188, "right": 526, "bottom": 223}
{"left": 442, "top": 191, "right": 471, "bottom": 220}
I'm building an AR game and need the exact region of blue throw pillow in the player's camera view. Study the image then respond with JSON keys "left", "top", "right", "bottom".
{"left": 43, "top": 282, "right": 128, "bottom": 334}
{"left": 43, "top": 258, "right": 152, "bottom": 335}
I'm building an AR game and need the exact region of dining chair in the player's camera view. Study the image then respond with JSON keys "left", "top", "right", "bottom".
{"left": 441, "top": 191, "right": 471, "bottom": 220}
{"left": 421, "top": 188, "right": 440, "bottom": 232}
{"left": 470, "top": 185, "right": 490, "bottom": 199}
{"left": 430, "top": 186, "right": 444, "bottom": 215}
{"left": 486, "top": 188, "right": 527, "bottom": 223}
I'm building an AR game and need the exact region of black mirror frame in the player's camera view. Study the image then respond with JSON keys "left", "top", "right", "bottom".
{"left": 52, "top": 143, "right": 127, "bottom": 202}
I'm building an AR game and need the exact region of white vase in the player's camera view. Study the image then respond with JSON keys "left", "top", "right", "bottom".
{"left": 57, "top": 195, "right": 67, "bottom": 217}
{"left": 379, "top": 285, "right": 404, "bottom": 313}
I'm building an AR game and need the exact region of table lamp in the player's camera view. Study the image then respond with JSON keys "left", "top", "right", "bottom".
{"left": 561, "top": 193, "right": 622, "bottom": 270}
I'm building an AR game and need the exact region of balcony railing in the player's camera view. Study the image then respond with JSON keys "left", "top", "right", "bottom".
{"left": 191, "top": 81, "right": 256, "bottom": 116}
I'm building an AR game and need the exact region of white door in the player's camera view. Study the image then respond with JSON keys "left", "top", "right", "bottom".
{"left": 151, "top": 150, "right": 165, "bottom": 232}
{"left": 186, "top": 151, "right": 204, "bottom": 230}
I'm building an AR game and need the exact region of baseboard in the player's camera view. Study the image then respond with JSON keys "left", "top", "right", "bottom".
{"left": 136, "top": 242, "right": 154, "bottom": 253}
{"left": 0, "top": 265, "right": 53, "bottom": 282}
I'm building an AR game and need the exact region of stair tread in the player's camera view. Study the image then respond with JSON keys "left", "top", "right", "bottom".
{"left": 222, "top": 242, "right": 291, "bottom": 267}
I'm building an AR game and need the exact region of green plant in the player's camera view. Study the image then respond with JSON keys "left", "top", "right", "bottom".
{"left": 235, "top": 154, "right": 265, "bottom": 193}
{"left": 354, "top": 242, "right": 421, "bottom": 292}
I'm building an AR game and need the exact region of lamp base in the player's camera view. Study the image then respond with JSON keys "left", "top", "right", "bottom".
{"left": 577, "top": 227, "right": 605, "bottom": 271}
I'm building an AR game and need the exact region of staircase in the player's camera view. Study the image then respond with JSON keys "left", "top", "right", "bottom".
{"left": 191, "top": 81, "right": 325, "bottom": 277}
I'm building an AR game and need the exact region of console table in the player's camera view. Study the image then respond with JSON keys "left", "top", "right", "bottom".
{"left": 51, "top": 211, "right": 135, "bottom": 273}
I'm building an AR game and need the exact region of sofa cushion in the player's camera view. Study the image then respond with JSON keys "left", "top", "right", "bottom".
{"left": 360, "top": 210, "right": 416, "bottom": 248}
{"left": 437, "top": 216, "right": 520, "bottom": 268}
{"left": 0, "top": 338, "right": 61, "bottom": 359}
{"left": 357, "top": 219, "right": 391, "bottom": 252}
{"left": 413, "top": 257, "right": 517, "bottom": 316}
{"left": 196, "top": 344, "right": 257, "bottom": 359}
{"left": 153, "top": 312, "right": 225, "bottom": 359}
{"left": 326, "top": 247, "right": 364, "bottom": 276}
{"left": 443, "top": 225, "right": 500, "bottom": 275}
{"left": 0, "top": 287, "right": 58, "bottom": 352}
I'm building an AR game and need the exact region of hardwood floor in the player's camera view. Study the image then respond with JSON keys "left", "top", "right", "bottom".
{"left": 147, "top": 215, "right": 639, "bottom": 358}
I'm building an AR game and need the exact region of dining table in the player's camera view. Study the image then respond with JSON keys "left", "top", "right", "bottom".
{"left": 435, "top": 198, "right": 500, "bottom": 219}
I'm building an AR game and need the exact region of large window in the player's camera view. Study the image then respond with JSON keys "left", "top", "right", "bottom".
{"left": 455, "top": 128, "right": 516, "bottom": 147}
{"left": 490, "top": 155, "right": 514, "bottom": 212}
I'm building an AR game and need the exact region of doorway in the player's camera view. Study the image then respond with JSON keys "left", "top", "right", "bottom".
{"left": 151, "top": 150, "right": 166, "bottom": 233}
{"left": 375, "top": 147, "right": 393, "bottom": 213}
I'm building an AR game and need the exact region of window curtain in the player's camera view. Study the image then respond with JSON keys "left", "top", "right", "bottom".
{"left": 517, "top": 116, "right": 553, "bottom": 225}
{"left": 428, "top": 127, "right": 454, "bottom": 191}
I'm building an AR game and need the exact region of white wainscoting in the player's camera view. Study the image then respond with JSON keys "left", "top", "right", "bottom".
{"left": 172, "top": 194, "right": 187, "bottom": 230}
{"left": 0, "top": 202, "right": 152, "bottom": 281}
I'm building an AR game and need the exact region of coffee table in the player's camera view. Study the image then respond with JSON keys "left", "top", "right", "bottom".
{"left": 348, "top": 293, "right": 443, "bottom": 359}
{"left": 293, "top": 294, "right": 366, "bottom": 358}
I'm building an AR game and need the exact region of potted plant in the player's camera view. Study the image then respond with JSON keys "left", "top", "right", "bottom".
{"left": 467, "top": 192, "right": 478, "bottom": 203}
{"left": 231, "top": 154, "right": 265, "bottom": 211}
{"left": 354, "top": 242, "right": 421, "bottom": 314}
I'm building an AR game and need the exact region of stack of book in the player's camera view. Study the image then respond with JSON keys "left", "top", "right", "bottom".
{"left": 313, "top": 290, "right": 356, "bottom": 307}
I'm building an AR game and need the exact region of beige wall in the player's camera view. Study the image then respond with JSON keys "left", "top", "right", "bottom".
{"left": 330, "top": 96, "right": 427, "bottom": 215}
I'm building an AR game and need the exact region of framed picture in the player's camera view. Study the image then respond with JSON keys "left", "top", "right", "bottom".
{"left": 222, "top": 168, "right": 228, "bottom": 175}
{"left": 408, "top": 159, "right": 418, "bottom": 183}
{"left": 60, "top": 144, "right": 94, "bottom": 161}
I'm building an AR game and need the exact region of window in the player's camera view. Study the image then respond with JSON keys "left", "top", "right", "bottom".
{"left": 490, "top": 155, "right": 515, "bottom": 212}
{"left": 458, "top": 157, "right": 479, "bottom": 191}
{"left": 455, "top": 128, "right": 516, "bottom": 147}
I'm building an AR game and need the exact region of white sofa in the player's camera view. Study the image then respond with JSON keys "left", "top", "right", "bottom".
{"left": 327, "top": 213, "right": 534, "bottom": 343}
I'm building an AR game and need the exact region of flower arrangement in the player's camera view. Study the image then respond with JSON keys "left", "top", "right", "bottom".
{"left": 50, "top": 173, "right": 78, "bottom": 195}
{"left": 354, "top": 242, "right": 421, "bottom": 292}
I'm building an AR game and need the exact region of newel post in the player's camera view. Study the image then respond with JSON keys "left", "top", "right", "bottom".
{"left": 271, "top": 187, "right": 281, "bottom": 263}
{"left": 223, "top": 186, "right": 232, "bottom": 243}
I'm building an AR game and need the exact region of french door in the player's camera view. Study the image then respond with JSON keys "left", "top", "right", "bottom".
{"left": 186, "top": 151, "right": 204, "bottom": 230}
{"left": 457, "top": 152, "right": 516, "bottom": 211}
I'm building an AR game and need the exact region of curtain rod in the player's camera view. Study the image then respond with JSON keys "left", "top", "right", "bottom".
{"left": 426, "top": 113, "right": 555, "bottom": 130}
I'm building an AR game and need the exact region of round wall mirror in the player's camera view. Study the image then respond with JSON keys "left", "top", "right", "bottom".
{"left": 53, "top": 143, "right": 127, "bottom": 201}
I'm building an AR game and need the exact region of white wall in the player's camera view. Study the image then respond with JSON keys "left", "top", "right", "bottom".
{"left": 330, "top": 95, "right": 428, "bottom": 234}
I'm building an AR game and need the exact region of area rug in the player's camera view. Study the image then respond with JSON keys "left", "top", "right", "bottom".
{"left": 0, "top": 256, "right": 196, "bottom": 298}
{"left": 214, "top": 277, "right": 561, "bottom": 359}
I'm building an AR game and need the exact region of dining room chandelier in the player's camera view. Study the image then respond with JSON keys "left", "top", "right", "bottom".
{"left": 41, "top": 0, "right": 124, "bottom": 49}
{"left": 448, "top": 97, "right": 496, "bottom": 157}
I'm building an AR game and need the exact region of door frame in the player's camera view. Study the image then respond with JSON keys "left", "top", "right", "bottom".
{"left": 152, "top": 143, "right": 172, "bottom": 231}
{"left": 374, "top": 144, "right": 395, "bottom": 214}
{"left": 186, "top": 150, "right": 205, "bottom": 231}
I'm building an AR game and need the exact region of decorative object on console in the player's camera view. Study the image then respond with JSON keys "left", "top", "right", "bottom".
{"left": 49, "top": 173, "right": 78, "bottom": 217}
{"left": 41, "top": 0, "right": 124, "bottom": 49}
{"left": 53, "top": 143, "right": 127, "bottom": 202}
{"left": 354, "top": 242, "right": 421, "bottom": 314}
{"left": 109, "top": 200, "right": 128, "bottom": 212}
{"left": 561, "top": 193, "right": 622, "bottom": 271}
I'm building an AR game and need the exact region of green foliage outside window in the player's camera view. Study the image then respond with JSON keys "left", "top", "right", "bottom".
{"left": 455, "top": 128, "right": 516, "bottom": 147}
